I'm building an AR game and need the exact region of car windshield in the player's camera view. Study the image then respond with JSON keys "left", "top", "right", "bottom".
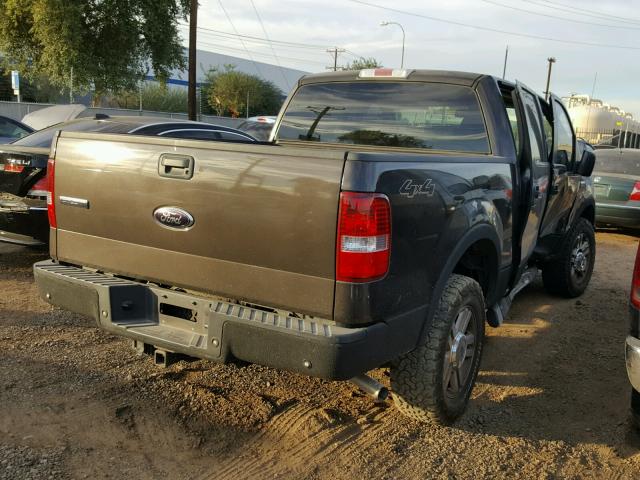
{"left": 238, "top": 121, "right": 273, "bottom": 141}
{"left": 277, "top": 81, "right": 490, "bottom": 153}
{"left": 0, "top": 120, "right": 31, "bottom": 140}
{"left": 594, "top": 151, "right": 640, "bottom": 175}
{"left": 12, "top": 119, "right": 136, "bottom": 148}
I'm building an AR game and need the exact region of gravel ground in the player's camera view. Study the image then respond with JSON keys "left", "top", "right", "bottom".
{"left": 1, "top": 232, "right": 640, "bottom": 479}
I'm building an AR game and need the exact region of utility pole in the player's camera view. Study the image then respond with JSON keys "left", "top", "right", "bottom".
{"left": 326, "top": 47, "right": 345, "bottom": 72}
{"left": 544, "top": 57, "right": 556, "bottom": 101}
{"left": 188, "top": 0, "right": 198, "bottom": 121}
{"left": 138, "top": 80, "right": 143, "bottom": 112}
{"left": 70, "top": 67, "right": 74, "bottom": 104}
{"left": 502, "top": 45, "right": 509, "bottom": 79}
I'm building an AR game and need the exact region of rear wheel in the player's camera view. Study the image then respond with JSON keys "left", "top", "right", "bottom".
{"left": 542, "top": 218, "right": 595, "bottom": 298}
{"left": 390, "top": 274, "right": 485, "bottom": 424}
{"left": 632, "top": 389, "right": 640, "bottom": 430}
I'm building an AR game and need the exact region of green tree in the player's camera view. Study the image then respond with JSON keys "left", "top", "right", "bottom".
{"left": 203, "top": 65, "right": 282, "bottom": 118}
{"left": 344, "top": 57, "right": 382, "bottom": 70}
{"left": 106, "top": 83, "right": 188, "bottom": 113}
{"left": 0, "top": 0, "right": 191, "bottom": 94}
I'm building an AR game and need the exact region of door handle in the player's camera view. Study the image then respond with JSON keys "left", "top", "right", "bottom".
{"left": 158, "top": 154, "right": 194, "bottom": 180}
{"left": 161, "top": 157, "right": 189, "bottom": 169}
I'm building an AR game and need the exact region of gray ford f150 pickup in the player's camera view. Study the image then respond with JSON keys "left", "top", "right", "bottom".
{"left": 34, "top": 69, "right": 597, "bottom": 424}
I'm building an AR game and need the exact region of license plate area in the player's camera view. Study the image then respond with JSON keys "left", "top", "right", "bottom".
{"left": 159, "top": 302, "right": 196, "bottom": 322}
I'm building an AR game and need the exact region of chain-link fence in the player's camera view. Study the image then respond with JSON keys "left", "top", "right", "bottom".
{"left": 575, "top": 128, "right": 640, "bottom": 149}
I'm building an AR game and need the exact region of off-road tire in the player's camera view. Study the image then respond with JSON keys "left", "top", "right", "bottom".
{"left": 390, "top": 274, "right": 485, "bottom": 425}
{"left": 542, "top": 218, "right": 595, "bottom": 298}
{"left": 632, "top": 389, "right": 640, "bottom": 430}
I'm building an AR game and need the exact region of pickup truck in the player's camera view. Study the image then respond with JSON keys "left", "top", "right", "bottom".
{"left": 34, "top": 69, "right": 597, "bottom": 425}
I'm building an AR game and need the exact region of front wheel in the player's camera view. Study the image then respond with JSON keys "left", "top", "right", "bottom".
{"left": 542, "top": 218, "right": 596, "bottom": 298}
{"left": 390, "top": 274, "right": 485, "bottom": 425}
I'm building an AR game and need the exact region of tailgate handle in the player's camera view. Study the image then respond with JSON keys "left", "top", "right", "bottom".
{"left": 159, "top": 154, "right": 194, "bottom": 180}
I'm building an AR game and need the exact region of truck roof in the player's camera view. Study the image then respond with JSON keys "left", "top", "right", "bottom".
{"left": 298, "top": 69, "right": 487, "bottom": 87}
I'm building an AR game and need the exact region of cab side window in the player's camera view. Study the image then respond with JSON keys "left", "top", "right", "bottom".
{"left": 520, "top": 91, "right": 544, "bottom": 164}
{"left": 552, "top": 100, "right": 575, "bottom": 167}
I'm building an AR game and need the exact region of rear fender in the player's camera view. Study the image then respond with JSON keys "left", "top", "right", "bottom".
{"left": 418, "top": 224, "right": 502, "bottom": 345}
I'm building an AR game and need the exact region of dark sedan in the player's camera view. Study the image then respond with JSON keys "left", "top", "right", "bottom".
{"left": 0, "top": 116, "right": 256, "bottom": 246}
{"left": 592, "top": 149, "right": 640, "bottom": 229}
{"left": 0, "top": 115, "right": 33, "bottom": 144}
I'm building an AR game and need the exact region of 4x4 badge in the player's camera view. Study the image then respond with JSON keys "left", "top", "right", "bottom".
{"left": 400, "top": 179, "right": 435, "bottom": 198}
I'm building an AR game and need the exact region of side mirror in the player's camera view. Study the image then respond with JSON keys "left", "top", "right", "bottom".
{"left": 577, "top": 150, "right": 596, "bottom": 177}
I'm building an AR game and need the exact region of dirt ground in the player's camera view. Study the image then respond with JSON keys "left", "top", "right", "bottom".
{"left": 2, "top": 231, "right": 640, "bottom": 480}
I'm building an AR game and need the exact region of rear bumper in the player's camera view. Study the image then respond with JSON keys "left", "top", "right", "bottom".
{"left": 595, "top": 203, "right": 640, "bottom": 229}
{"left": 626, "top": 336, "right": 640, "bottom": 392}
{"left": 0, "top": 208, "right": 48, "bottom": 245}
{"left": 33, "top": 260, "right": 424, "bottom": 380}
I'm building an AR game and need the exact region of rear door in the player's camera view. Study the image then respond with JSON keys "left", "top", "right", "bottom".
{"left": 52, "top": 134, "right": 346, "bottom": 318}
{"left": 539, "top": 94, "right": 580, "bottom": 236}
{"left": 514, "top": 83, "right": 551, "bottom": 271}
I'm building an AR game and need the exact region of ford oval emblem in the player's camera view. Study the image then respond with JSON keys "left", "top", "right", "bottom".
{"left": 153, "top": 206, "right": 195, "bottom": 230}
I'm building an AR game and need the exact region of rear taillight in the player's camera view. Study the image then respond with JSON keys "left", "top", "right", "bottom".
{"left": 46, "top": 158, "right": 56, "bottom": 228}
{"left": 3, "top": 164, "right": 24, "bottom": 173}
{"left": 632, "top": 244, "right": 640, "bottom": 309}
{"left": 336, "top": 192, "right": 391, "bottom": 282}
{"left": 27, "top": 176, "right": 48, "bottom": 198}
{"left": 630, "top": 181, "right": 640, "bottom": 201}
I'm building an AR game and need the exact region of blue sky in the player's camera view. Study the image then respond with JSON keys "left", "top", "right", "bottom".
{"left": 183, "top": 0, "right": 640, "bottom": 116}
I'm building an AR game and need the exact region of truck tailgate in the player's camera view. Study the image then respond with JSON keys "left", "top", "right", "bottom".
{"left": 52, "top": 132, "right": 346, "bottom": 318}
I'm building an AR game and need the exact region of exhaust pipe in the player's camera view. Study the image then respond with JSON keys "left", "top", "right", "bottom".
{"left": 351, "top": 374, "right": 389, "bottom": 402}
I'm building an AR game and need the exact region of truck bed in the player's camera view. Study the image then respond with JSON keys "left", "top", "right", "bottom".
{"left": 51, "top": 132, "right": 347, "bottom": 318}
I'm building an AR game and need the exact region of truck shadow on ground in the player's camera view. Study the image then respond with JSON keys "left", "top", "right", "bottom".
{"left": 457, "top": 276, "right": 636, "bottom": 450}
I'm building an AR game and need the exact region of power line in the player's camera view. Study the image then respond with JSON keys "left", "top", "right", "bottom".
{"left": 344, "top": 49, "right": 365, "bottom": 60}
{"left": 196, "top": 39, "right": 328, "bottom": 67}
{"left": 217, "top": 0, "right": 263, "bottom": 77}
{"left": 523, "top": 0, "right": 640, "bottom": 26}
{"left": 249, "top": 0, "right": 290, "bottom": 90}
{"left": 180, "top": 23, "right": 329, "bottom": 50}
{"left": 481, "top": 0, "right": 640, "bottom": 30}
{"left": 347, "top": 0, "right": 640, "bottom": 51}
{"left": 189, "top": 28, "right": 330, "bottom": 60}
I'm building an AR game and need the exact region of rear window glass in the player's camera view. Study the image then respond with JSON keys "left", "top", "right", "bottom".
{"left": 277, "top": 81, "right": 490, "bottom": 153}
{"left": 11, "top": 119, "right": 136, "bottom": 148}
{"left": 595, "top": 150, "right": 640, "bottom": 175}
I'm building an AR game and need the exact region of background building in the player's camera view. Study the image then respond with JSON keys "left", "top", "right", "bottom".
{"left": 156, "top": 48, "right": 308, "bottom": 94}
{"left": 564, "top": 94, "right": 640, "bottom": 149}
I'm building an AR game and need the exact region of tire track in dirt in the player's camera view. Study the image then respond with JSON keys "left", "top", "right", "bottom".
{"left": 208, "top": 401, "right": 392, "bottom": 480}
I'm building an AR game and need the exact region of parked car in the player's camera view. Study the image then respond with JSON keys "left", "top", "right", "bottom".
{"left": 34, "top": 69, "right": 596, "bottom": 424}
{"left": 0, "top": 115, "right": 33, "bottom": 144}
{"left": 237, "top": 116, "right": 276, "bottom": 141}
{"left": 593, "top": 149, "right": 640, "bottom": 229}
{"left": 627, "top": 242, "right": 640, "bottom": 428}
{"left": 0, "top": 116, "right": 256, "bottom": 245}
{"left": 21, "top": 104, "right": 87, "bottom": 130}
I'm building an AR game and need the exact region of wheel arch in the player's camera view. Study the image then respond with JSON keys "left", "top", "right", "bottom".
{"left": 580, "top": 202, "right": 595, "bottom": 225}
{"left": 419, "top": 224, "right": 502, "bottom": 344}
